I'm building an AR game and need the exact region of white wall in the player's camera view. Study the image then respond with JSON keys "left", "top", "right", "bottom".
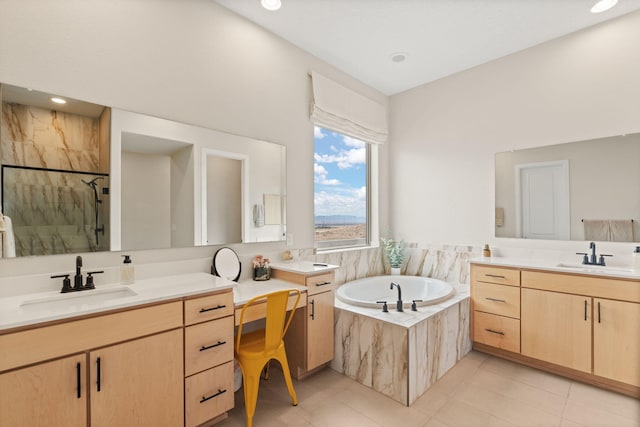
{"left": 389, "top": 11, "right": 640, "bottom": 256}
{"left": 0, "top": 0, "right": 388, "bottom": 277}
{"left": 121, "top": 151, "right": 172, "bottom": 250}
{"left": 206, "top": 156, "right": 241, "bottom": 245}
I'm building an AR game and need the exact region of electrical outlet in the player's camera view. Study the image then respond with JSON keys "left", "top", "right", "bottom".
{"left": 286, "top": 233, "right": 293, "bottom": 246}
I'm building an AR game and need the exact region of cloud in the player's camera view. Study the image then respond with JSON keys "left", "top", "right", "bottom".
{"left": 314, "top": 163, "right": 340, "bottom": 185}
{"left": 342, "top": 135, "right": 366, "bottom": 148}
{"left": 314, "top": 126, "right": 327, "bottom": 139}
{"left": 314, "top": 147, "right": 365, "bottom": 169}
{"left": 314, "top": 189, "right": 367, "bottom": 216}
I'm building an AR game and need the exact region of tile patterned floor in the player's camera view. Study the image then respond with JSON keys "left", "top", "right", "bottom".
{"left": 218, "top": 351, "right": 640, "bottom": 427}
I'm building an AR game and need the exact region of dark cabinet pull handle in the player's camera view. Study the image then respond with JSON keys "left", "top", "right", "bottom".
{"left": 200, "top": 389, "right": 227, "bottom": 403}
{"left": 584, "top": 300, "right": 587, "bottom": 321}
{"left": 199, "top": 305, "right": 226, "bottom": 313}
{"left": 485, "top": 328, "right": 505, "bottom": 336}
{"left": 315, "top": 281, "right": 332, "bottom": 287}
{"left": 598, "top": 302, "right": 601, "bottom": 324}
{"left": 96, "top": 357, "right": 101, "bottom": 392}
{"left": 310, "top": 299, "right": 315, "bottom": 320}
{"left": 485, "top": 274, "right": 506, "bottom": 279}
{"left": 485, "top": 297, "right": 506, "bottom": 303}
{"left": 76, "top": 362, "right": 81, "bottom": 399}
{"left": 200, "top": 341, "right": 226, "bottom": 351}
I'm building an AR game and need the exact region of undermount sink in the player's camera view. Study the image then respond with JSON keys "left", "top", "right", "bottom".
{"left": 20, "top": 287, "right": 138, "bottom": 311}
{"left": 555, "top": 263, "right": 634, "bottom": 274}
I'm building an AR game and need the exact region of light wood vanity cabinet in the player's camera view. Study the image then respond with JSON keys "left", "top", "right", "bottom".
{"left": 0, "top": 289, "right": 236, "bottom": 427}
{"left": 183, "top": 292, "right": 235, "bottom": 427}
{"left": 592, "top": 298, "right": 640, "bottom": 386}
{"left": 471, "top": 265, "right": 521, "bottom": 353}
{"left": 0, "top": 354, "right": 87, "bottom": 427}
{"left": 521, "top": 288, "right": 592, "bottom": 373}
{"left": 272, "top": 269, "right": 335, "bottom": 380}
{"left": 89, "top": 329, "right": 184, "bottom": 427}
{"left": 0, "top": 302, "right": 184, "bottom": 427}
{"left": 471, "top": 263, "right": 640, "bottom": 396}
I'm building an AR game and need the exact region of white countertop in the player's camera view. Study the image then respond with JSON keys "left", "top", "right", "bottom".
{"left": 0, "top": 272, "right": 236, "bottom": 332}
{"left": 269, "top": 260, "right": 339, "bottom": 275}
{"left": 233, "top": 279, "right": 308, "bottom": 306}
{"left": 470, "top": 257, "right": 640, "bottom": 280}
{"left": 0, "top": 273, "right": 313, "bottom": 333}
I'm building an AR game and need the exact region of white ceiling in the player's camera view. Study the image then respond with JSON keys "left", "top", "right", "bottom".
{"left": 216, "top": 0, "right": 640, "bottom": 95}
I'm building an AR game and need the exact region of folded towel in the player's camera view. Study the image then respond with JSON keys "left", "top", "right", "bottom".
{"left": 1, "top": 215, "right": 16, "bottom": 258}
{"left": 610, "top": 220, "right": 634, "bottom": 242}
{"left": 583, "top": 220, "right": 610, "bottom": 241}
{"left": 253, "top": 204, "right": 264, "bottom": 228}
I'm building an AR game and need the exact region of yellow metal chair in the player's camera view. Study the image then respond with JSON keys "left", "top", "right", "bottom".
{"left": 235, "top": 289, "right": 301, "bottom": 427}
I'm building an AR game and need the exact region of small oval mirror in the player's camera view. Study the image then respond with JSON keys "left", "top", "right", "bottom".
{"left": 212, "top": 247, "right": 241, "bottom": 282}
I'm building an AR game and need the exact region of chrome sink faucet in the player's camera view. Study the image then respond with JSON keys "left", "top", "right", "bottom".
{"left": 390, "top": 282, "right": 403, "bottom": 312}
{"left": 577, "top": 242, "right": 612, "bottom": 266}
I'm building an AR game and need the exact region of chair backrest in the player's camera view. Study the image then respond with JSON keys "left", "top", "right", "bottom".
{"left": 236, "top": 289, "right": 301, "bottom": 354}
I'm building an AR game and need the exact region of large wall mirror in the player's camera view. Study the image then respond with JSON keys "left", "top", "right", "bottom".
{"left": 495, "top": 134, "right": 639, "bottom": 242}
{"left": 0, "top": 83, "right": 286, "bottom": 258}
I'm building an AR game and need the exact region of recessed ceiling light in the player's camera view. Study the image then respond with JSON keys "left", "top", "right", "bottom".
{"left": 591, "top": 0, "right": 618, "bottom": 13}
{"left": 261, "top": 0, "right": 281, "bottom": 11}
{"left": 50, "top": 97, "right": 67, "bottom": 104}
{"left": 390, "top": 52, "right": 408, "bottom": 63}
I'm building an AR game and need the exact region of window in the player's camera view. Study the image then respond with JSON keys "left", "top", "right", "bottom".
{"left": 314, "top": 126, "right": 370, "bottom": 250}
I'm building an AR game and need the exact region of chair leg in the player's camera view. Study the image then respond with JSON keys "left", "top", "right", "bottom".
{"left": 262, "top": 361, "right": 270, "bottom": 380}
{"left": 275, "top": 352, "right": 298, "bottom": 406}
{"left": 241, "top": 368, "right": 261, "bottom": 427}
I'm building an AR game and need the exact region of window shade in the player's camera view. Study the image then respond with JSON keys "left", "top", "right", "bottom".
{"left": 310, "top": 71, "right": 388, "bottom": 144}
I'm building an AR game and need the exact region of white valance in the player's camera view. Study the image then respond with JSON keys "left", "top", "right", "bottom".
{"left": 310, "top": 71, "right": 388, "bottom": 144}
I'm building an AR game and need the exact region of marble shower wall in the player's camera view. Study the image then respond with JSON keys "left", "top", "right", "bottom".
{"left": 1, "top": 102, "right": 110, "bottom": 256}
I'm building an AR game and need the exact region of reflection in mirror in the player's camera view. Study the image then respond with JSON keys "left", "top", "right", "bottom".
{"left": 121, "top": 132, "right": 194, "bottom": 251}
{"left": 495, "top": 134, "right": 640, "bottom": 242}
{"left": 203, "top": 149, "right": 245, "bottom": 245}
{"left": 1, "top": 83, "right": 110, "bottom": 257}
{"left": 110, "top": 108, "right": 286, "bottom": 252}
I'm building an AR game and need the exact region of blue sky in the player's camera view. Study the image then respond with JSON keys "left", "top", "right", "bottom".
{"left": 314, "top": 126, "right": 366, "bottom": 218}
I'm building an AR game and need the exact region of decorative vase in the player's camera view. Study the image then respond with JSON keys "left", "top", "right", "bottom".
{"left": 390, "top": 267, "right": 401, "bottom": 276}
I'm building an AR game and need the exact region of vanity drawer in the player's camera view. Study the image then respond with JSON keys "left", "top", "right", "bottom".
{"left": 184, "top": 291, "right": 234, "bottom": 326}
{"left": 185, "top": 316, "right": 234, "bottom": 376}
{"left": 185, "top": 361, "right": 234, "bottom": 427}
{"left": 473, "top": 311, "right": 520, "bottom": 353}
{"left": 472, "top": 265, "right": 520, "bottom": 287}
{"left": 306, "top": 272, "right": 335, "bottom": 295}
{"left": 473, "top": 282, "right": 520, "bottom": 319}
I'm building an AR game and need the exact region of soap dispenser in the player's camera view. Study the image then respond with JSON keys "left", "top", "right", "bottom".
{"left": 121, "top": 255, "right": 135, "bottom": 285}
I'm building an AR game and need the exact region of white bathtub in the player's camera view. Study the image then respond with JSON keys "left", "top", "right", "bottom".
{"left": 336, "top": 275, "right": 454, "bottom": 308}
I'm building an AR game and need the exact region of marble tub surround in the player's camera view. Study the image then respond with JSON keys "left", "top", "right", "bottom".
{"left": 333, "top": 281, "right": 471, "bottom": 406}
{"left": 306, "top": 244, "right": 481, "bottom": 286}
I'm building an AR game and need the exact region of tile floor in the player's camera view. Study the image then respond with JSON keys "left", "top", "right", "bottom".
{"left": 219, "top": 351, "right": 640, "bottom": 427}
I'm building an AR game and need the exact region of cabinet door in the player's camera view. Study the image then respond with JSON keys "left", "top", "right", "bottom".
{"left": 0, "top": 354, "right": 86, "bottom": 427}
{"left": 89, "top": 329, "right": 183, "bottom": 427}
{"left": 307, "top": 290, "right": 334, "bottom": 370}
{"left": 521, "top": 288, "right": 591, "bottom": 372}
{"left": 593, "top": 298, "right": 640, "bottom": 387}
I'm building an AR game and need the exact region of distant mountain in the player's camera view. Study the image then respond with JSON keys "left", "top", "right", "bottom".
{"left": 315, "top": 215, "right": 366, "bottom": 225}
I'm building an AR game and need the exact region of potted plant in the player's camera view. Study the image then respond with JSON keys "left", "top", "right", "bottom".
{"left": 381, "top": 237, "right": 405, "bottom": 275}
